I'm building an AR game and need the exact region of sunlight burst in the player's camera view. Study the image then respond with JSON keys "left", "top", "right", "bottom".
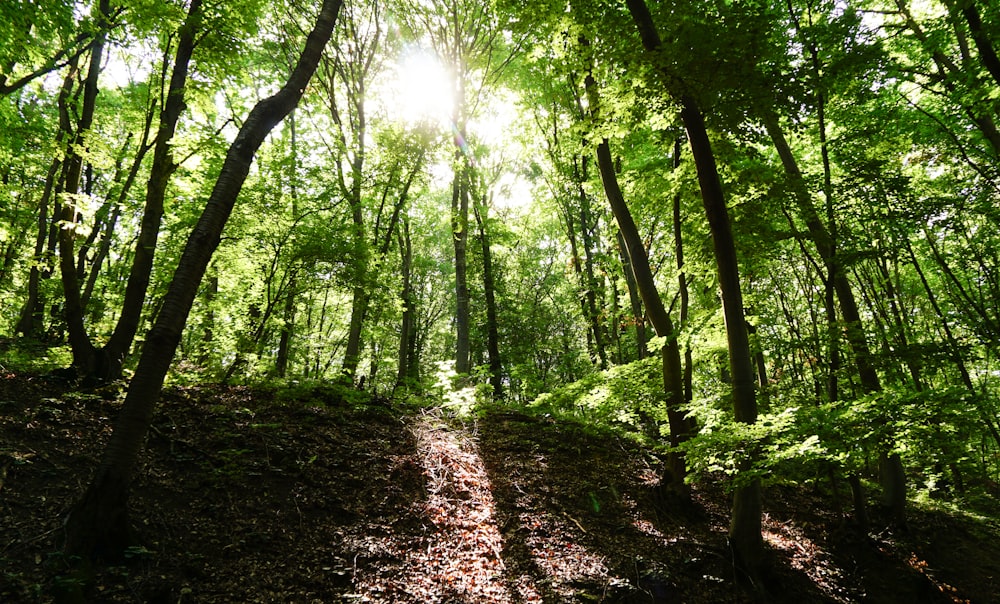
{"left": 388, "top": 49, "right": 454, "bottom": 127}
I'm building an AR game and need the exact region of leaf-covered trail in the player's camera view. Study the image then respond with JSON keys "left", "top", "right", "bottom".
{"left": 360, "top": 411, "right": 529, "bottom": 601}
{"left": 356, "top": 410, "right": 631, "bottom": 602}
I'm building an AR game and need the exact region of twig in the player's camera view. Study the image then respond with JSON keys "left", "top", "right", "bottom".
{"left": 563, "top": 511, "right": 587, "bottom": 533}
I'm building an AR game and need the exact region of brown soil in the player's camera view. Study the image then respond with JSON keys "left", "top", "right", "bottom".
{"left": 1, "top": 373, "right": 998, "bottom": 603}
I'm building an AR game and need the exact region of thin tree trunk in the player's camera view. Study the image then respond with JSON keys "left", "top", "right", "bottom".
{"left": 81, "top": 106, "right": 156, "bottom": 312}
{"left": 198, "top": 272, "right": 218, "bottom": 365}
{"left": 958, "top": 1, "right": 1000, "bottom": 90}
{"left": 64, "top": 0, "right": 343, "bottom": 560}
{"left": 97, "top": 0, "right": 203, "bottom": 381}
{"left": 763, "top": 109, "right": 906, "bottom": 524}
{"left": 474, "top": 187, "right": 503, "bottom": 399}
{"left": 276, "top": 112, "right": 301, "bottom": 379}
{"left": 58, "top": 0, "right": 110, "bottom": 372}
{"left": 680, "top": 96, "right": 763, "bottom": 577}
{"left": 17, "top": 56, "right": 78, "bottom": 339}
{"left": 16, "top": 157, "right": 63, "bottom": 338}
{"left": 671, "top": 138, "right": 693, "bottom": 405}
{"left": 396, "top": 217, "right": 415, "bottom": 389}
{"left": 453, "top": 152, "right": 472, "bottom": 375}
{"left": 616, "top": 230, "right": 646, "bottom": 361}
{"left": 595, "top": 137, "right": 690, "bottom": 494}
{"left": 905, "top": 238, "right": 1000, "bottom": 447}
{"left": 341, "top": 165, "right": 368, "bottom": 380}
{"left": 576, "top": 171, "right": 609, "bottom": 370}
{"left": 562, "top": 203, "right": 598, "bottom": 360}
{"left": 624, "top": 0, "right": 763, "bottom": 575}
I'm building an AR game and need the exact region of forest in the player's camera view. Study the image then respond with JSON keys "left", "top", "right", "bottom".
{"left": 2, "top": 0, "right": 1000, "bottom": 601}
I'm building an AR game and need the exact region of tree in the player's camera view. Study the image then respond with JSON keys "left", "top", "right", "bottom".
{"left": 406, "top": 0, "right": 512, "bottom": 376}
{"left": 578, "top": 55, "right": 693, "bottom": 492}
{"left": 317, "top": 0, "right": 385, "bottom": 382}
{"left": 60, "top": 0, "right": 204, "bottom": 381}
{"left": 472, "top": 168, "right": 504, "bottom": 398}
{"left": 624, "top": 0, "right": 764, "bottom": 577}
{"left": 64, "top": 0, "right": 344, "bottom": 559}
{"left": 90, "top": 0, "right": 205, "bottom": 381}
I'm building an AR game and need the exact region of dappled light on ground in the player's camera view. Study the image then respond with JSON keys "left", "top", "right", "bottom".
{"left": 376, "top": 411, "right": 529, "bottom": 602}
{"left": 516, "top": 509, "right": 612, "bottom": 588}
{"left": 762, "top": 521, "right": 847, "bottom": 602}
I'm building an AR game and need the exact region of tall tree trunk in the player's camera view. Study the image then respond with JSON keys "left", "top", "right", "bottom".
{"left": 340, "top": 134, "right": 369, "bottom": 382}
{"left": 957, "top": 0, "right": 1000, "bottom": 90}
{"left": 594, "top": 137, "right": 690, "bottom": 494}
{"left": 64, "top": 0, "right": 343, "bottom": 560}
{"left": 18, "top": 53, "right": 79, "bottom": 340}
{"left": 763, "top": 110, "right": 906, "bottom": 525}
{"left": 96, "top": 0, "right": 203, "bottom": 381}
{"left": 396, "top": 217, "right": 416, "bottom": 389}
{"left": 474, "top": 187, "right": 503, "bottom": 399}
{"left": 671, "top": 137, "right": 693, "bottom": 406}
{"left": 453, "top": 150, "right": 472, "bottom": 375}
{"left": 275, "top": 284, "right": 297, "bottom": 379}
{"left": 576, "top": 169, "right": 609, "bottom": 370}
{"left": 624, "top": 0, "right": 763, "bottom": 575}
{"left": 679, "top": 97, "right": 763, "bottom": 577}
{"left": 16, "top": 156, "right": 63, "bottom": 338}
{"left": 276, "top": 112, "right": 301, "bottom": 379}
{"left": 905, "top": 239, "right": 1000, "bottom": 448}
{"left": 58, "top": 0, "right": 110, "bottom": 373}
{"left": 746, "top": 321, "right": 771, "bottom": 410}
{"left": 562, "top": 202, "right": 599, "bottom": 360}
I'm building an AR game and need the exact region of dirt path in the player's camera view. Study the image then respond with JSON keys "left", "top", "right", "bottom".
{"left": 368, "top": 411, "right": 539, "bottom": 602}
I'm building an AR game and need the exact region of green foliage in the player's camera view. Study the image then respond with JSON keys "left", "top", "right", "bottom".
{"left": 680, "top": 406, "right": 828, "bottom": 488}
{"left": 0, "top": 342, "right": 72, "bottom": 375}
{"left": 530, "top": 356, "right": 667, "bottom": 440}
{"left": 678, "top": 382, "right": 989, "bottom": 492}
{"left": 273, "top": 379, "right": 372, "bottom": 410}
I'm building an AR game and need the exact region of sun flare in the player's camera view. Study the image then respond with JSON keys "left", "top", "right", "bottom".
{"left": 388, "top": 49, "right": 454, "bottom": 127}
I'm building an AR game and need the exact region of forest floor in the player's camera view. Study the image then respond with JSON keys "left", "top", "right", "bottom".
{"left": 2, "top": 372, "right": 1000, "bottom": 603}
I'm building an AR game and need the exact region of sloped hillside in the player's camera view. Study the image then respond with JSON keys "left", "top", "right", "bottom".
{"left": 1, "top": 374, "right": 998, "bottom": 602}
